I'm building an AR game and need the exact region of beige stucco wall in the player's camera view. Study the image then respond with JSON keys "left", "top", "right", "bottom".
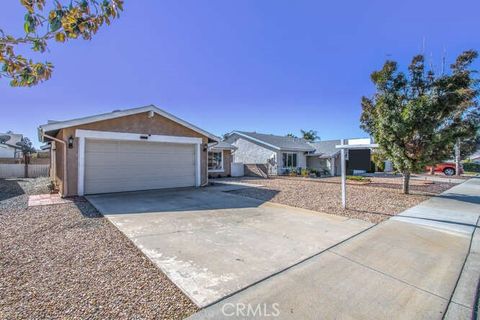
{"left": 52, "top": 111, "right": 210, "bottom": 196}
{"left": 208, "top": 149, "right": 233, "bottom": 178}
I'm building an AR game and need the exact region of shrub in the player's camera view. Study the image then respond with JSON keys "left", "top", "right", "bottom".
{"left": 346, "top": 175, "right": 371, "bottom": 182}
{"left": 463, "top": 162, "right": 480, "bottom": 173}
{"left": 301, "top": 168, "right": 309, "bottom": 177}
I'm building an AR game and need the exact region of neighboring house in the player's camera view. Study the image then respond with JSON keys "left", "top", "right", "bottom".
{"left": 0, "top": 132, "right": 23, "bottom": 159}
{"left": 469, "top": 150, "right": 480, "bottom": 164}
{"left": 208, "top": 141, "right": 236, "bottom": 178}
{"left": 225, "top": 131, "right": 372, "bottom": 176}
{"left": 38, "top": 105, "right": 220, "bottom": 197}
{"left": 225, "top": 131, "right": 314, "bottom": 175}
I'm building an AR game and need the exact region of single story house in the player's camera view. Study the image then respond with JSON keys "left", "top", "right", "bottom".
{"left": 224, "top": 131, "right": 372, "bottom": 176}
{"left": 469, "top": 150, "right": 480, "bottom": 164}
{"left": 0, "top": 132, "right": 23, "bottom": 159}
{"left": 207, "top": 141, "right": 236, "bottom": 178}
{"left": 38, "top": 105, "right": 221, "bottom": 197}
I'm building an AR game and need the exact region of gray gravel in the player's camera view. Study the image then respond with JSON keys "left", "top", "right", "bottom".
{"left": 225, "top": 176, "right": 456, "bottom": 224}
{"left": 0, "top": 178, "right": 198, "bottom": 319}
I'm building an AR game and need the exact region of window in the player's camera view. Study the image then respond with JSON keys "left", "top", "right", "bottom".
{"left": 282, "top": 153, "right": 297, "bottom": 167}
{"left": 208, "top": 151, "right": 223, "bottom": 172}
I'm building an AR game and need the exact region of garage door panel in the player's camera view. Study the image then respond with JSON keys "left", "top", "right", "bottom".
{"left": 84, "top": 139, "right": 197, "bottom": 194}
{"left": 86, "top": 140, "right": 194, "bottom": 153}
{"left": 86, "top": 167, "right": 194, "bottom": 178}
{"left": 85, "top": 158, "right": 195, "bottom": 169}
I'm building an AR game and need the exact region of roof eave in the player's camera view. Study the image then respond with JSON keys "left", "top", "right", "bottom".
{"left": 38, "top": 105, "right": 220, "bottom": 143}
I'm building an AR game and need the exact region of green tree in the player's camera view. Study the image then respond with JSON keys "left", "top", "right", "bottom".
{"left": 459, "top": 133, "right": 480, "bottom": 159}
{"left": 300, "top": 130, "right": 319, "bottom": 142}
{"left": 16, "top": 137, "right": 36, "bottom": 178}
{"left": 0, "top": 0, "right": 123, "bottom": 87}
{"left": 360, "top": 50, "right": 479, "bottom": 194}
{"left": 286, "top": 133, "right": 298, "bottom": 138}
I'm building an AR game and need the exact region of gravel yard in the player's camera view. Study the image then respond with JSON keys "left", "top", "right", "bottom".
{"left": 0, "top": 178, "right": 197, "bottom": 319}
{"left": 223, "top": 176, "right": 456, "bottom": 223}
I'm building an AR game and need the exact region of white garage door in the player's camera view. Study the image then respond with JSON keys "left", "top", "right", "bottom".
{"left": 84, "top": 139, "right": 196, "bottom": 194}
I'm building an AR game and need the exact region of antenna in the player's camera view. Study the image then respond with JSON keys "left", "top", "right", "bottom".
{"left": 441, "top": 46, "right": 446, "bottom": 75}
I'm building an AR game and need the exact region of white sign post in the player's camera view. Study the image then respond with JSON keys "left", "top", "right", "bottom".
{"left": 340, "top": 139, "right": 347, "bottom": 208}
{"left": 336, "top": 140, "right": 379, "bottom": 209}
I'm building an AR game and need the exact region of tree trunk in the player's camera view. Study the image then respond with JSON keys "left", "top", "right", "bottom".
{"left": 24, "top": 154, "right": 29, "bottom": 178}
{"left": 429, "top": 167, "right": 434, "bottom": 175}
{"left": 455, "top": 138, "right": 461, "bottom": 176}
{"left": 402, "top": 171, "right": 411, "bottom": 194}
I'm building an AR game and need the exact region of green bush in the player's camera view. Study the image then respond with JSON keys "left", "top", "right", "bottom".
{"left": 463, "top": 162, "right": 480, "bottom": 173}
{"left": 346, "top": 175, "right": 371, "bottom": 182}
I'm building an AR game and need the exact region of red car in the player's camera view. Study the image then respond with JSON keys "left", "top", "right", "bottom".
{"left": 426, "top": 162, "right": 463, "bottom": 176}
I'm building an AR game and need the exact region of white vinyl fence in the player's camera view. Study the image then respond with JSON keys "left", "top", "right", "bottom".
{"left": 0, "top": 164, "right": 50, "bottom": 178}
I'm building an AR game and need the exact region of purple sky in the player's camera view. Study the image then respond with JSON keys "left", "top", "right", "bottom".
{"left": 1, "top": 0, "right": 479, "bottom": 147}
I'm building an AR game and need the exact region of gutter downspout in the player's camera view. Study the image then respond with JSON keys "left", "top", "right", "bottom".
{"left": 42, "top": 132, "right": 68, "bottom": 197}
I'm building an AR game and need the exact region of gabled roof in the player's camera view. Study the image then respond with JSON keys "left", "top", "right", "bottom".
{"left": 209, "top": 141, "right": 237, "bottom": 150}
{"left": 38, "top": 105, "right": 220, "bottom": 143}
{"left": 230, "top": 131, "right": 315, "bottom": 151}
{"left": 307, "top": 140, "right": 341, "bottom": 158}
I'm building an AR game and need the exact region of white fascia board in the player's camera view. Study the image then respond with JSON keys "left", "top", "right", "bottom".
{"left": 231, "top": 132, "right": 281, "bottom": 150}
{"left": 39, "top": 105, "right": 220, "bottom": 142}
{"left": 209, "top": 146, "right": 237, "bottom": 151}
{"left": 76, "top": 129, "right": 203, "bottom": 144}
{"left": 335, "top": 144, "right": 379, "bottom": 150}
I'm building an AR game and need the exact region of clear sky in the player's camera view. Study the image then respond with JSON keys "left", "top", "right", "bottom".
{"left": 1, "top": 0, "right": 479, "bottom": 147}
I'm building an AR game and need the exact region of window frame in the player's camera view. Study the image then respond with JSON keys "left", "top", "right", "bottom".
{"left": 208, "top": 150, "right": 224, "bottom": 172}
{"left": 282, "top": 152, "right": 298, "bottom": 168}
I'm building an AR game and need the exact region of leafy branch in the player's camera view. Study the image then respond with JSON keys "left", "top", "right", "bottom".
{"left": 0, "top": 0, "right": 123, "bottom": 87}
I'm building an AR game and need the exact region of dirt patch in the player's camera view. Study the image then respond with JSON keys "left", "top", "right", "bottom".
{"left": 225, "top": 177, "right": 456, "bottom": 224}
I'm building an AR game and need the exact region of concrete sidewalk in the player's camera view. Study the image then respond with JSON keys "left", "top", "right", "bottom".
{"left": 189, "top": 177, "right": 480, "bottom": 320}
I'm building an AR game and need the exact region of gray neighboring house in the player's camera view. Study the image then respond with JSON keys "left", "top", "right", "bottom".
{"left": 225, "top": 131, "right": 372, "bottom": 176}
{"left": 0, "top": 132, "right": 23, "bottom": 159}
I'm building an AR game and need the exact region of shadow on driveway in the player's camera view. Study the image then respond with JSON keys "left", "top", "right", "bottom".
{"left": 86, "top": 186, "right": 279, "bottom": 215}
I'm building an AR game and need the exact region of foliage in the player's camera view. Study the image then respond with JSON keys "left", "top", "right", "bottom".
{"left": 0, "top": 0, "right": 123, "bottom": 87}
{"left": 300, "top": 168, "right": 309, "bottom": 177}
{"left": 346, "top": 175, "right": 371, "bottom": 182}
{"left": 360, "top": 50, "right": 480, "bottom": 193}
{"left": 371, "top": 150, "right": 387, "bottom": 171}
{"left": 300, "top": 130, "right": 319, "bottom": 142}
{"left": 458, "top": 133, "right": 480, "bottom": 158}
{"left": 16, "top": 137, "right": 36, "bottom": 155}
{"left": 463, "top": 162, "right": 480, "bottom": 173}
{"left": 286, "top": 133, "right": 298, "bottom": 138}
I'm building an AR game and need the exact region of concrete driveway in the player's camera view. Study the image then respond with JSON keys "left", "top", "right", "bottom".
{"left": 190, "top": 178, "right": 480, "bottom": 319}
{"left": 86, "top": 186, "right": 372, "bottom": 307}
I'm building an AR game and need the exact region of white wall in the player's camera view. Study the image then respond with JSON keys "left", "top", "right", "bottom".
{"left": 0, "top": 133, "right": 22, "bottom": 158}
{"left": 231, "top": 163, "right": 244, "bottom": 177}
{"left": 230, "top": 137, "right": 277, "bottom": 164}
{"left": 0, "top": 146, "right": 15, "bottom": 158}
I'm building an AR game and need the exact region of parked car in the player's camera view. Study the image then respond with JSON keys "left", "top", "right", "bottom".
{"left": 426, "top": 162, "right": 463, "bottom": 176}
